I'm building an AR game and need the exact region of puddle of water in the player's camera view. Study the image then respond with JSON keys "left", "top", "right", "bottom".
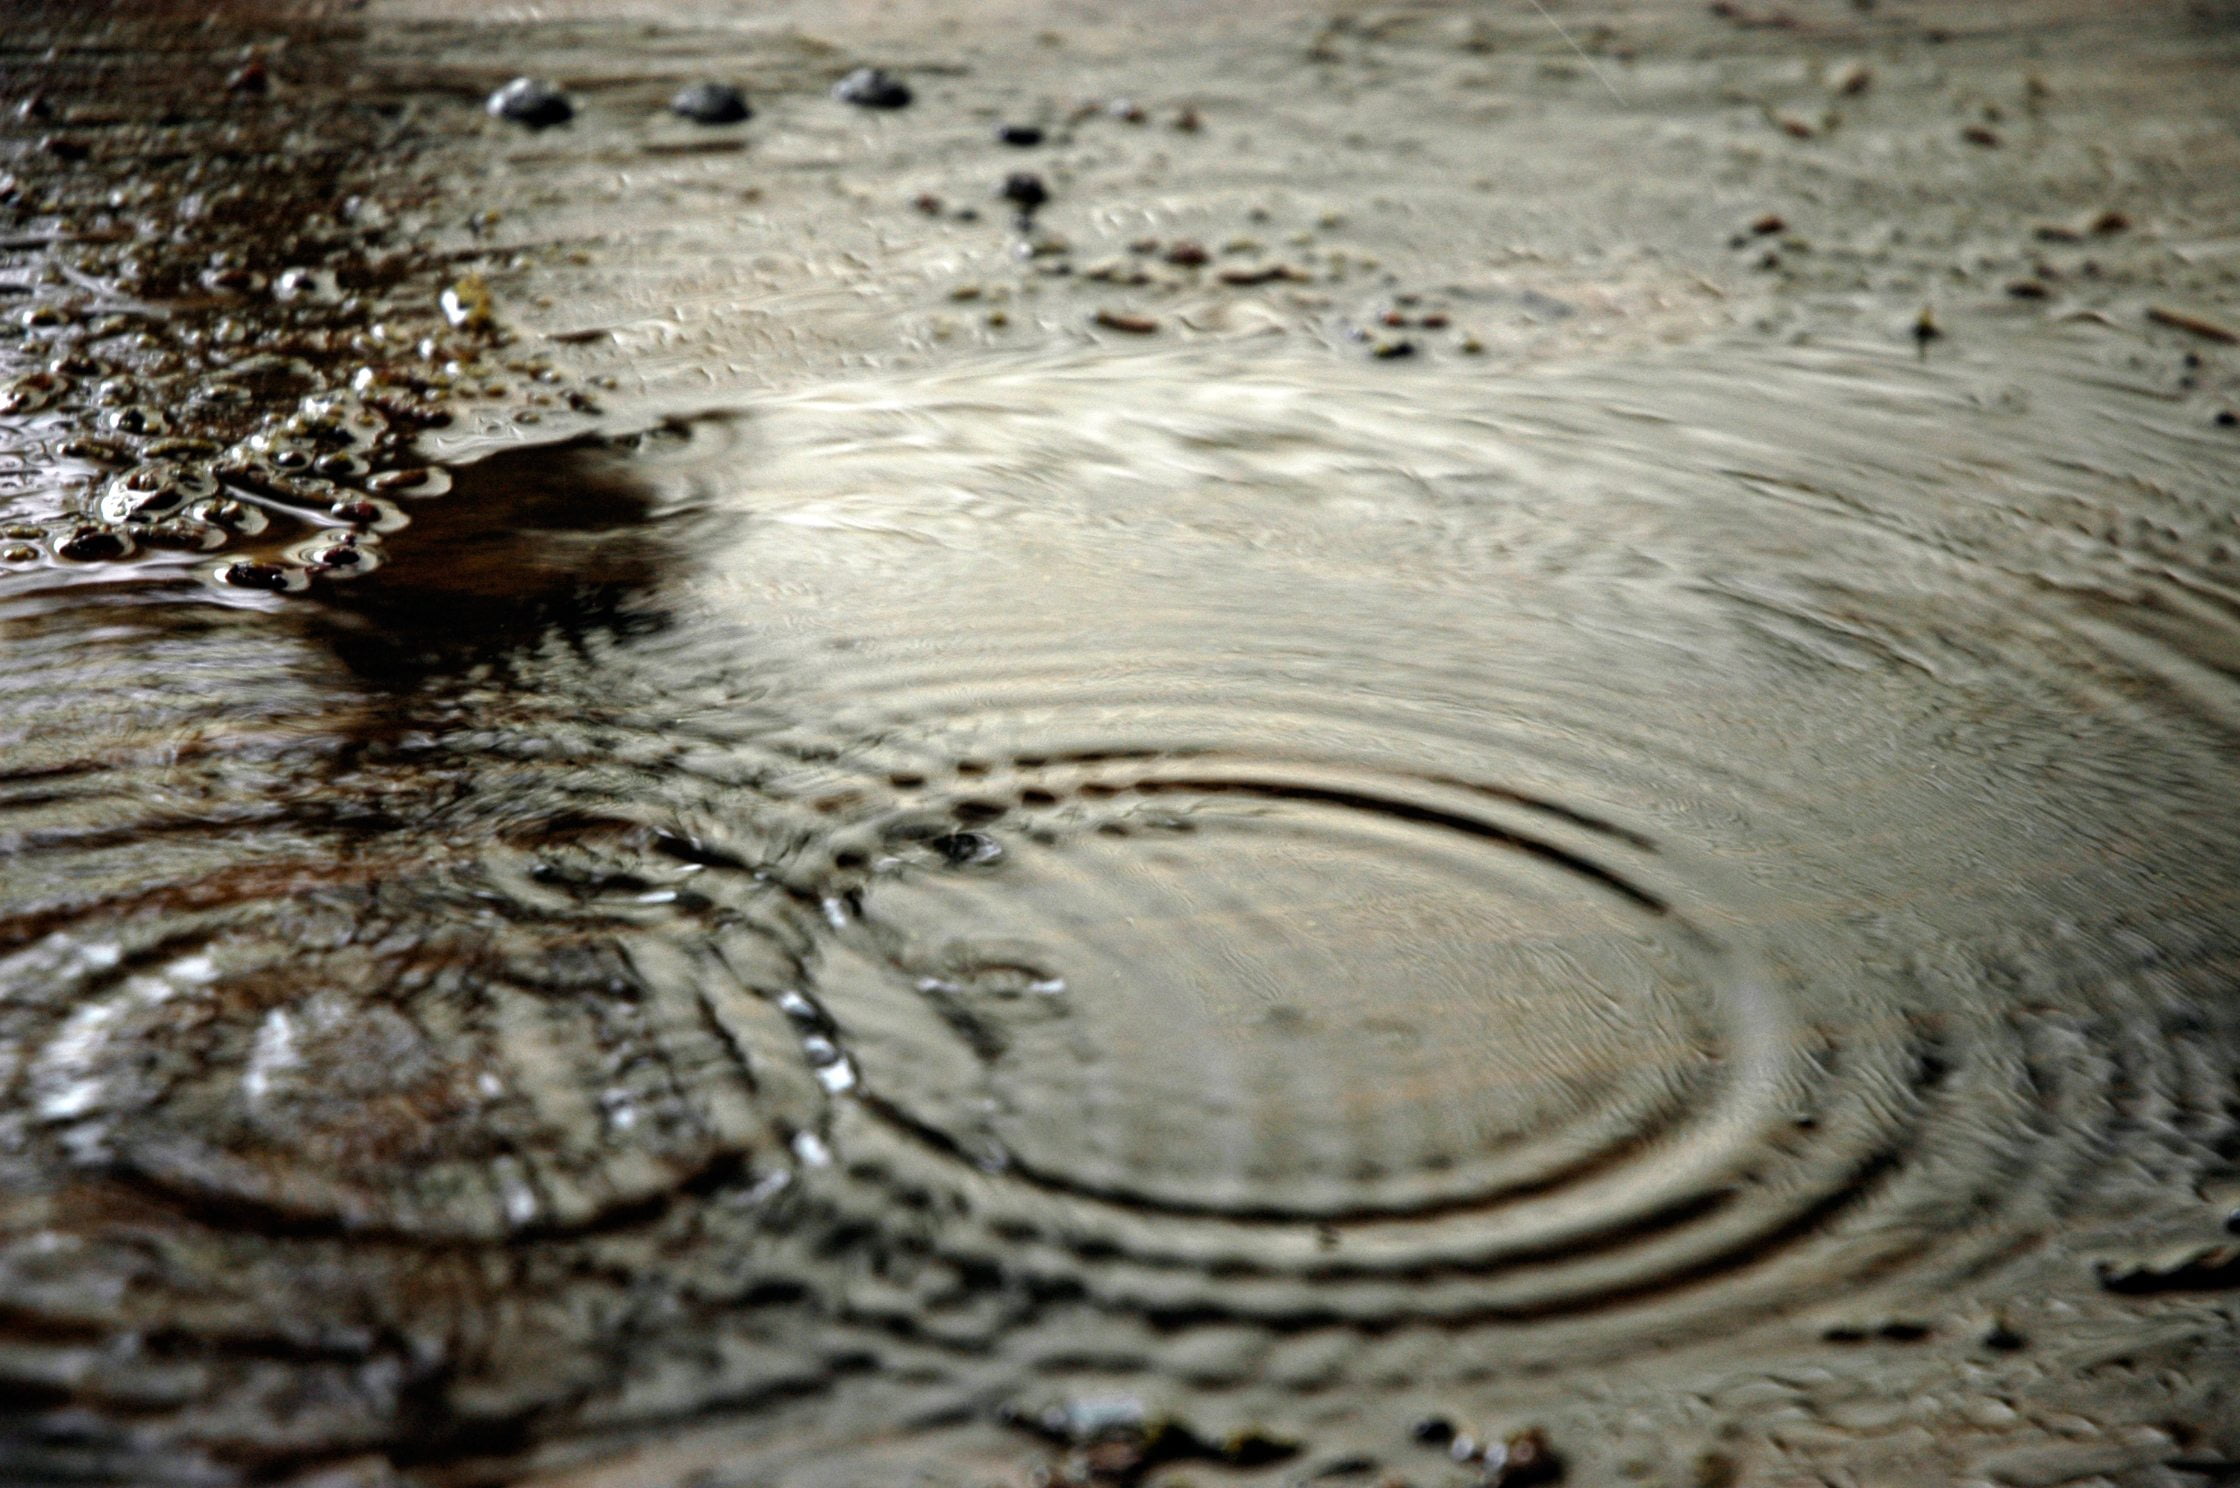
{"left": 5, "top": 320, "right": 2239, "bottom": 1484}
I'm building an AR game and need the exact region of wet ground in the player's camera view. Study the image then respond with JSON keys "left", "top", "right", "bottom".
{"left": 5, "top": 2, "right": 2240, "bottom": 1485}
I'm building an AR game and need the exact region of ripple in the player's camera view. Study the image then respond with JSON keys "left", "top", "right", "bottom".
{"left": 5, "top": 332, "right": 2240, "bottom": 1476}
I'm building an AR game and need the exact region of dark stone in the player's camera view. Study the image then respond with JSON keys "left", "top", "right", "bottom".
{"left": 219, "top": 560, "right": 295, "bottom": 591}
{"left": 832, "top": 67, "right": 912, "bottom": 109}
{"left": 486, "top": 77, "right": 573, "bottom": 129}
{"left": 996, "top": 123, "right": 1044, "bottom": 146}
{"left": 1001, "top": 172, "right": 1049, "bottom": 211}
{"left": 671, "top": 81, "right": 751, "bottom": 125}
{"left": 54, "top": 525, "right": 130, "bottom": 561}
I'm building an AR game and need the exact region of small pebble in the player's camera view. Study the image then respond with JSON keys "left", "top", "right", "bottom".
{"left": 1829, "top": 59, "right": 1872, "bottom": 95}
{"left": 671, "top": 81, "right": 751, "bottom": 124}
{"left": 1370, "top": 337, "right": 1417, "bottom": 359}
{"left": 996, "top": 123, "right": 1044, "bottom": 146}
{"left": 1001, "top": 172, "right": 1050, "bottom": 211}
{"left": 486, "top": 77, "right": 573, "bottom": 129}
{"left": 1409, "top": 1417, "right": 1457, "bottom": 1448}
{"left": 55, "top": 526, "right": 131, "bottom": 562}
{"left": 1093, "top": 309, "right": 1159, "bottom": 334}
{"left": 1750, "top": 212, "right": 1786, "bottom": 235}
{"left": 1961, "top": 124, "right": 2000, "bottom": 147}
{"left": 219, "top": 560, "right": 296, "bottom": 592}
{"left": 833, "top": 67, "right": 912, "bottom": 109}
{"left": 227, "top": 59, "right": 270, "bottom": 96}
{"left": 1913, "top": 306, "right": 1942, "bottom": 351}
{"left": 1163, "top": 240, "right": 1209, "bottom": 266}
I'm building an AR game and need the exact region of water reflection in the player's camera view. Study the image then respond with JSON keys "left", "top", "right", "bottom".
{"left": 5, "top": 323, "right": 2238, "bottom": 1481}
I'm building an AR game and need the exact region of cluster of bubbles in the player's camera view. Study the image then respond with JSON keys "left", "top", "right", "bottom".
{"left": 0, "top": 44, "right": 597, "bottom": 597}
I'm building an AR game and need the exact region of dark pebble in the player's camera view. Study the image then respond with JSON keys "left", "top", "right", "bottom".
{"left": 1001, "top": 172, "right": 1050, "bottom": 210}
{"left": 39, "top": 135, "right": 89, "bottom": 163}
{"left": 486, "top": 77, "right": 573, "bottom": 129}
{"left": 220, "top": 560, "right": 295, "bottom": 592}
{"left": 2216, "top": 409, "right": 2237, "bottom": 428}
{"left": 1410, "top": 1417, "right": 1457, "bottom": 1447}
{"left": 55, "top": 526, "right": 130, "bottom": 562}
{"left": 671, "top": 81, "right": 751, "bottom": 125}
{"left": 928, "top": 831, "right": 1001, "bottom": 866}
{"left": 227, "top": 60, "right": 269, "bottom": 96}
{"left": 832, "top": 67, "right": 912, "bottom": 109}
{"left": 996, "top": 123, "right": 1044, "bottom": 146}
{"left": 1982, "top": 1323, "right": 2029, "bottom": 1351}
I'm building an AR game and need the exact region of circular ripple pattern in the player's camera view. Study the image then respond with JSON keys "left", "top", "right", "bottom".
{"left": 5, "top": 335, "right": 2240, "bottom": 1481}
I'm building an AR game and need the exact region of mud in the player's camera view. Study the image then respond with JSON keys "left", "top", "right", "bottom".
{"left": 4, "top": 3, "right": 2240, "bottom": 1486}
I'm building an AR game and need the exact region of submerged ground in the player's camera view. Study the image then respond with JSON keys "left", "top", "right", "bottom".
{"left": 4, "top": 2, "right": 2240, "bottom": 1485}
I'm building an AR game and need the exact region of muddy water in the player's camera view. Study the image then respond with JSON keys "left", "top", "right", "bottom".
{"left": 8, "top": 327, "right": 2240, "bottom": 1485}
{"left": 7, "top": 2, "right": 2240, "bottom": 1486}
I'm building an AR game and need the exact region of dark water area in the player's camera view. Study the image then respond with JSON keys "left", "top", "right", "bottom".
{"left": 5, "top": 3, "right": 2240, "bottom": 1487}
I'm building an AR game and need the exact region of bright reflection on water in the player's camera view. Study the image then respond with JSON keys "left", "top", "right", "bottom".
{"left": 4, "top": 327, "right": 2239, "bottom": 1482}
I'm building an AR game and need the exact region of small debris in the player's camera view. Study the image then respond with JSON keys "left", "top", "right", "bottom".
{"left": 439, "top": 274, "right": 495, "bottom": 333}
{"left": 2216, "top": 409, "right": 2237, "bottom": 428}
{"left": 1162, "top": 240, "right": 1210, "bottom": 267}
{"left": 1410, "top": 1417, "right": 1458, "bottom": 1448}
{"left": 1174, "top": 105, "right": 1202, "bottom": 132}
{"left": 1216, "top": 263, "right": 1309, "bottom": 286}
{"left": 1750, "top": 212, "right": 1786, "bottom": 236}
{"left": 1773, "top": 112, "right": 1816, "bottom": 139}
{"left": 1107, "top": 97, "right": 1147, "bottom": 123}
{"left": 1912, "top": 305, "right": 1942, "bottom": 355}
{"left": 1370, "top": 337, "right": 1417, "bottom": 359}
{"left": 833, "top": 66, "right": 912, "bottom": 109}
{"left": 1828, "top": 59, "right": 1873, "bottom": 96}
{"left": 226, "top": 59, "right": 270, "bottom": 96}
{"left": 1960, "top": 124, "right": 2000, "bottom": 147}
{"left": 2146, "top": 304, "right": 2238, "bottom": 344}
{"left": 2005, "top": 278, "right": 2050, "bottom": 299}
{"left": 670, "top": 81, "right": 751, "bottom": 124}
{"left": 2091, "top": 208, "right": 2130, "bottom": 234}
{"left": 912, "top": 191, "right": 944, "bottom": 215}
{"left": 1001, "top": 172, "right": 1050, "bottom": 212}
{"left": 996, "top": 123, "right": 1045, "bottom": 146}
{"left": 486, "top": 77, "right": 573, "bottom": 129}
{"left": 1093, "top": 309, "right": 1159, "bottom": 334}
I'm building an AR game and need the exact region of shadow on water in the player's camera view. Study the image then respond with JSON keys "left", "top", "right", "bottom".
{"left": 310, "top": 433, "right": 687, "bottom": 693}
